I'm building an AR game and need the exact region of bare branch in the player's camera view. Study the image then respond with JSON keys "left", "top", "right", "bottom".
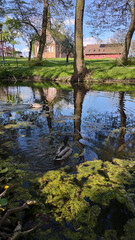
{"left": 21, "top": 21, "right": 40, "bottom": 37}
{"left": 0, "top": 201, "right": 37, "bottom": 227}
{"left": 9, "top": 223, "right": 39, "bottom": 240}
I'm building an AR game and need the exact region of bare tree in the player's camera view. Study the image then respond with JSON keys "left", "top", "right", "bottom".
{"left": 5, "top": 0, "right": 74, "bottom": 61}
{"left": 37, "top": 0, "right": 49, "bottom": 61}
{"left": 86, "top": 0, "right": 135, "bottom": 63}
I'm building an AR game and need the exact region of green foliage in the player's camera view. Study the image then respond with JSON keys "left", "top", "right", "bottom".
{"left": 3, "top": 18, "right": 19, "bottom": 48}
{"left": 32, "top": 43, "right": 35, "bottom": 56}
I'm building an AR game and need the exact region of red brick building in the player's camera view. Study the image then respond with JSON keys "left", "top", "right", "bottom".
{"left": 84, "top": 44, "right": 123, "bottom": 59}
{"left": 0, "top": 42, "right": 14, "bottom": 57}
{"left": 5, "top": 46, "right": 13, "bottom": 56}
{"left": 34, "top": 30, "right": 67, "bottom": 59}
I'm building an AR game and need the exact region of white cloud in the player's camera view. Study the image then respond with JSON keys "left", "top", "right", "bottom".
{"left": 64, "top": 18, "right": 75, "bottom": 26}
{"left": 83, "top": 37, "right": 97, "bottom": 46}
{"left": 22, "top": 47, "right": 29, "bottom": 57}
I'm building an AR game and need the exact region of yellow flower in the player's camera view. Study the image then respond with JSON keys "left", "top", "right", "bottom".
{"left": 4, "top": 185, "right": 9, "bottom": 190}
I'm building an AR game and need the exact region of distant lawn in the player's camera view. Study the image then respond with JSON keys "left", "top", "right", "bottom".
{"left": 0, "top": 57, "right": 135, "bottom": 81}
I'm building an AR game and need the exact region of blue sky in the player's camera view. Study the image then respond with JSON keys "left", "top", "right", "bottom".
{"left": 14, "top": 1, "right": 134, "bottom": 57}
{"left": 15, "top": 19, "right": 113, "bottom": 57}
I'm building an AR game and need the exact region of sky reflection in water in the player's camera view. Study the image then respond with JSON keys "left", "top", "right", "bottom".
{"left": 0, "top": 86, "right": 135, "bottom": 172}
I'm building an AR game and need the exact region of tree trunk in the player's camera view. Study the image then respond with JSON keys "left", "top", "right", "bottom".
{"left": 73, "top": 83, "right": 88, "bottom": 152}
{"left": 66, "top": 54, "right": 69, "bottom": 63}
{"left": 121, "top": 0, "right": 135, "bottom": 63}
{"left": 117, "top": 92, "right": 126, "bottom": 152}
{"left": 73, "top": 0, "right": 87, "bottom": 81}
{"left": 37, "top": 0, "right": 49, "bottom": 61}
{"left": 13, "top": 43, "right": 14, "bottom": 57}
{"left": 28, "top": 40, "right": 32, "bottom": 61}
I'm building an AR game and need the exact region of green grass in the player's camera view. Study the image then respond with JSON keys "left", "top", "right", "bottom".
{"left": 91, "top": 83, "right": 135, "bottom": 92}
{"left": 0, "top": 57, "right": 135, "bottom": 81}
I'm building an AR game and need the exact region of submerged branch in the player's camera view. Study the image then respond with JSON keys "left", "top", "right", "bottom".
{"left": 0, "top": 201, "right": 37, "bottom": 227}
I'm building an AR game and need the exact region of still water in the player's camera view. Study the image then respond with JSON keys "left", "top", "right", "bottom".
{"left": 0, "top": 85, "right": 135, "bottom": 172}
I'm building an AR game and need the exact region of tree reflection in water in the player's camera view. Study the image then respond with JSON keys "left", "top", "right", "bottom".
{"left": 0, "top": 84, "right": 135, "bottom": 171}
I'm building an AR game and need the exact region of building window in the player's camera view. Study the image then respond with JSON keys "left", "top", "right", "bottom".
{"left": 51, "top": 46, "right": 53, "bottom": 52}
{"left": 99, "top": 49, "right": 100, "bottom": 52}
{"left": 94, "top": 49, "right": 95, "bottom": 52}
{"left": 48, "top": 46, "right": 51, "bottom": 52}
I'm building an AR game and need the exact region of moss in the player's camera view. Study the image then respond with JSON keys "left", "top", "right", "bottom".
{"left": 121, "top": 219, "right": 135, "bottom": 240}
{"left": 38, "top": 158, "right": 135, "bottom": 239}
{"left": 77, "top": 160, "right": 103, "bottom": 180}
{"left": 103, "top": 229, "right": 118, "bottom": 240}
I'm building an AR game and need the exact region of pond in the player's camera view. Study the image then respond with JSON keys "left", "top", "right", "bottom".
{"left": 0, "top": 84, "right": 135, "bottom": 173}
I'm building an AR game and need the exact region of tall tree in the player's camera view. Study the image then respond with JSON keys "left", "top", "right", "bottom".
{"left": 86, "top": 0, "right": 135, "bottom": 63}
{"left": 37, "top": 0, "right": 74, "bottom": 61}
{"left": 5, "top": 0, "right": 74, "bottom": 61}
{"left": 5, "top": 0, "right": 41, "bottom": 59}
{"left": 122, "top": 0, "right": 135, "bottom": 63}
{"left": 3, "top": 18, "right": 19, "bottom": 57}
{"left": 37, "top": 0, "right": 49, "bottom": 61}
{"left": 73, "top": 0, "right": 87, "bottom": 82}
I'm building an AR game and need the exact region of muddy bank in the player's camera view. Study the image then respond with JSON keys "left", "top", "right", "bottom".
{"left": 1, "top": 74, "right": 135, "bottom": 85}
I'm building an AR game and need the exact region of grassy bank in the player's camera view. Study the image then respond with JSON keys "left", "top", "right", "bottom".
{"left": 0, "top": 57, "right": 135, "bottom": 81}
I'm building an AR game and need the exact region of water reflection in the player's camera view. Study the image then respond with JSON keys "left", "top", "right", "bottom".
{"left": 0, "top": 84, "right": 135, "bottom": 172}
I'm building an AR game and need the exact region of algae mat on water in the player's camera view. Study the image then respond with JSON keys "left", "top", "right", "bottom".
{"left": 38, "top": 158, "right": 135, "bottom": 240}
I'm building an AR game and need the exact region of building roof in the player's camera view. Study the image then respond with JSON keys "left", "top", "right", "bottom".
{"left": 34, "top": 29, "right": 66, "bottom": 46}
{"left": 84, "top": 44, "right": 123, "bottom": 55}
{"left": 49, "top": 29, "right": 66, "bottom": 44}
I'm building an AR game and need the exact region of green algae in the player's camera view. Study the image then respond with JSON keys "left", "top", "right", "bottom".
{"left": 4, "top": 121, "right": 33, "bottom": 129}
{"left": 1, "top": 135, "right": 135, "bottom": 239}
{"left": 38, "top": 158, "right": 135, "bottom": 239}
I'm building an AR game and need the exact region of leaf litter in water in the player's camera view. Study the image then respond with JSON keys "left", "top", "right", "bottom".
{"left": 0, "top": 102, "right": 30, "bottom": 113}
{"left": 4, "top": 121, "right": 34, "bottom": 129}
{"left": 55, "top": 115, "right": 80, "bottom": 123}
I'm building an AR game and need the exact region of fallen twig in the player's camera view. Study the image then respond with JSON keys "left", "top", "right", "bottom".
{"left": 9, "top": 223, "right": 39, "bottom": 240}
{"left": 0, "top": 201, "right": 36, "bottom": 227}
{"left": 13, "top": 75, "right": 17, "bottom": 84}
